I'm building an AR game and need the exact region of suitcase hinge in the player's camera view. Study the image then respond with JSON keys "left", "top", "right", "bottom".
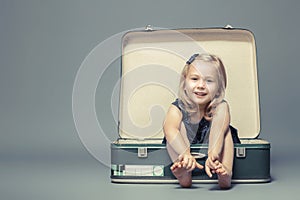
{"left": 145, "top": 25, "right": 153, "bottom": 31}
{"left": 236, "top": 147, "right": 246, "bottom": 158}
{"left": 138, "top": 147, "right": 148, "bottom": 158}
{"left": 224, "top": 24, "right": 233, "bottom": 29}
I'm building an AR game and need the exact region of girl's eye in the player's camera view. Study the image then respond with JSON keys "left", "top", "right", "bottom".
{"left": 206, "top": 79, "right": 214, "bottom": 83}
{"left": 191, "top": 77, "right": 198, "bottom": 81}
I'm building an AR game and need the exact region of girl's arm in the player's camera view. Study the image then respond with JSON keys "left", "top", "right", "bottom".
{"left": 208, "top": 101, "right": 231, "bottom": 161}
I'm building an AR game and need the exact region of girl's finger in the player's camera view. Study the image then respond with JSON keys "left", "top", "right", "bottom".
{"left": 205, "top": 165, "right": 213, "bottom": 178}
{"left": 183, "top": 156, "right": 189, "bottom": 167}
{"left": 196, "top": 162, "right": 204, "bottom": 169}
{"left": 187, "top": 161, "right": 196, "bottom": 172}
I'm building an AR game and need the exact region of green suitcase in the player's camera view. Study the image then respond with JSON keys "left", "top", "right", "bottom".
{"left": 110, "top": 25, "right": 271, "bottom": 183}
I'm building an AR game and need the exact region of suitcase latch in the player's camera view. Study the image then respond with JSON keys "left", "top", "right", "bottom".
{"left": 138, "top": 147, "right": 148, "bottom": 158}
{"left": 236, "top": 147, "right": 246, "bottom": 158}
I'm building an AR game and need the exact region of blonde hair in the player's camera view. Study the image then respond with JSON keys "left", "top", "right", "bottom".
{"left": 178, "top": 53, "right": 227, "bottom": 120}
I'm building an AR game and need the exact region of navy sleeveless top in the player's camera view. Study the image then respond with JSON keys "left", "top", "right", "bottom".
{"left": 162, "top": 99, "right": 240, "bottom": 144}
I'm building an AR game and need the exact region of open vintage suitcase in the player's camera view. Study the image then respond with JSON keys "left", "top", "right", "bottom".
{"left": 110, "top": 25, "right": 271, "bottom": 183}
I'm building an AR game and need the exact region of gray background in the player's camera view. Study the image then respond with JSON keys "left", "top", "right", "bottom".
{"left": 0, "top": 0, "right": 299, "bottom": 199}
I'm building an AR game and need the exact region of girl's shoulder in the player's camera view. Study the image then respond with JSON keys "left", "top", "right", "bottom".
{"left": 171, "top": 98, "right": 186, "bottom": 111}
{"left": 219, "top": 99, "right": 229, "bottom": 106}
{"left": 171, "top": 98, "right": 191, "bottom": 122}
{"left": 171, "top": 98, "right": 181, "bottom": 108}
{"left": 165, "top": 102, "right": 183, "bottom": 124}
{"left": 214, "top": 100, "right": 230, "bottom": 113}
{"left": 169, "top": 99, "right": 183, "bottom": 115}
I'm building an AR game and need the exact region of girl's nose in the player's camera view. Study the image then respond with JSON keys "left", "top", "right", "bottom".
{"left": 198, "top": 79, "right": 206, "bottom": 88}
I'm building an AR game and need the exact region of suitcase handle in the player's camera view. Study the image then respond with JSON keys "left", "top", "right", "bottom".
{"left": 191, "top": 152, "right": 206, "bottom": 159}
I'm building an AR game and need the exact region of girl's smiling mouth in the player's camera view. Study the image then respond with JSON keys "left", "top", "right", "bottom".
{"left": 194, "top": 91, "right": 207, "bottom": 97}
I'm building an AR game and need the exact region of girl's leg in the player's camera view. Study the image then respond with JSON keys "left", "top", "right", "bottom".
{"left": 217, "top": 128, "right": 234, "bottom": 189}
{"left": 166, "top": 123, "right": 190, "bottom": 162}
{"left": 168, "top": 123, "right": 192, "bottom": 187}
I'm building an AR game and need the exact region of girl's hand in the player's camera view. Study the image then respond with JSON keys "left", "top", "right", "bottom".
{"left": 205, "top": 156, "right": 221, "bottom": 178}
{"left": 177, "top": 153, "right": 203, "bottom": 172}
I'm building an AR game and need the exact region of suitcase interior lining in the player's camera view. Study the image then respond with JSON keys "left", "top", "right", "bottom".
{"left": 119, "top": 28, "right": 260, "bottom": 140}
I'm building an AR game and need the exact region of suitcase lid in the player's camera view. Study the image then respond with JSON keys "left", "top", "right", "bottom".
{"left": 119, "top": 26, "right": 260, "bottom": 139}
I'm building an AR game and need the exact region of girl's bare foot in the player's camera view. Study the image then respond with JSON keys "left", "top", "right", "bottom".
{"left": 171, "top": 162, "right": 192, "bottom": 188}
{"left": 214, "top": 161, "right": 232, "bottom": 189}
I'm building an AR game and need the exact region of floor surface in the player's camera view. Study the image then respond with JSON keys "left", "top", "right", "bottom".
{"left": 0, "top": 150, "right": 297, "bottom": 200}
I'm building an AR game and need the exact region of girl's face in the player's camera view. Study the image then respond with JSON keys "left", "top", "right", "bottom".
{"left": 184, "top": 60, "right": 219, "bottom": 108}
